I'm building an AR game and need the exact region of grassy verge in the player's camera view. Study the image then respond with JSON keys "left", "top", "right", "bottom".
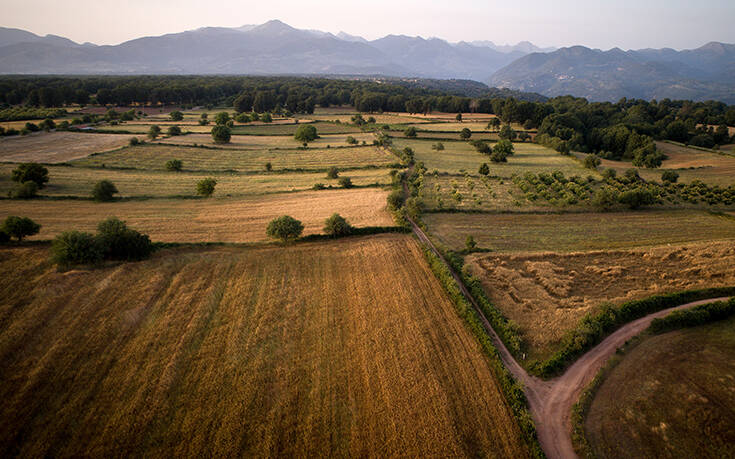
{"left": 534, "top": 286, "right": 735, "bottom": 377}
{"left": 421, "top": 246, "right": 545, "bottom": 458}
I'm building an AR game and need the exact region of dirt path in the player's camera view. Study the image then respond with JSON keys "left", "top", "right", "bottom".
{"left": 403, "top": 194, "right": 730, "bottom": 458}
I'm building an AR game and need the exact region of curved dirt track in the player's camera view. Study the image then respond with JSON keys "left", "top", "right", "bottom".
{"left": 407, "top": 209, "right": 730, "bottom": 458}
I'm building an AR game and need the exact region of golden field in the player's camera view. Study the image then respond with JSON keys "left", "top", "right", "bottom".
{"left": 0, "top": 131, "right": 132, "bottom": 163}
{"left": 0, "top": 235, "right": 528, "bottom": 457}
{"left": 0, "top": 188, "right": 394, "bottom": 242}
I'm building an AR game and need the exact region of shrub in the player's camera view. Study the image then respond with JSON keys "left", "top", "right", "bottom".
{"left": 465, "top": 235, "right": 477, "bottom": 252}
{"left": 618, "top": 188, "right": 655, "bottom": 209}
{"left": 499, "top": 124, "right": 517, "bottom": 141}
{"left": 129, "top": 137, "right": 141, "bottom": 146}
{"left": 169, "top": 111, "right": 184, "bottom": 121}
{"left": 147, "top": 125, "right": 161, "bottom": 139}
{"left": 9, "top": 181, "right": 38, "bottom": 199}
{"left": 323, "top": 213, "right": 353, "bottom": 237}
{"left": 294, "top": 124, "right": 318, "bottom": 142}
{"left": 261, "top": 113, "right": 273, "bottom": 123}
{"left": 312, "top": 183, "right": 326, "bottom": 190}
{"left": 584, "top": 154, "right": 601, "bottom": 170}
{"left": 214, "top": 112, "right": 230, "bottom": 125}
{"left": 459, "top": 127, "right": 472, "bottom": 139}
{"left": 387, "top": 190, "right": 404, "bottom": 210}
{"left": 266, "top": 215, "right": 304, "bottom": 242}
{"left": 11, "top": 163, "right": 49, "bottom": 188}
{"left": 602, "top": 168, "right": 617, "bottom": 180}
{"left": 346, "top": 135, "right": 358, "bottom": 145}
{"left": 235, "top": 113, "right": 250, "bottom": 123}
{"left": 2, "top": 216, "right": 41, "bottom": 241}
{"left": 649, "top": 298, "right": 735, "bottom": 333}
{"left": 265, "top": 162, "right": 272, "bottom": 172}
{"left": 51, "top": 231, "right": 103, "bottom": 266}
{"left": 432, "top": 142, "right": 445, "bottom": 151}
{"left": 338, "top": 177, "right": 353, "bottom": 188}
{"left": 167, "top": 125, "right": 182, "bottom": 136}
{"left": 211, "top": 125, "right": 231, "bottom": 144}
{"left": 404, "top": 126, "right": 417, "bottom": 138}
{"left": 661, "top": 170, "right": 679, "bottom": 183}
{"left": 478, "top": 163, "right": 490, "bottom": 175}
{"left": 197, "top": 177, "right": 217, "bottom": 197}
{"left": 591, "top": 187, "right": 619, "bottom": 210}
{"left": 92, "top": 180, "right": 118, "bottom": 202}
{"left": 490, "top": 139, "right": 514, "bottom": 162}
{"left": 326, "top": 166, "right": 339, "bottom": 179}
{"left": 165, "top": 159, "right": 183, "bottom": 171}
{"left": 97, "top": 217, "right": 153, "bottom": 261}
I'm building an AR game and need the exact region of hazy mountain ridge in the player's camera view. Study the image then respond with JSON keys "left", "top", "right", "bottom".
{"left": 489, "top": 43, "right": 735, "bottom": 103}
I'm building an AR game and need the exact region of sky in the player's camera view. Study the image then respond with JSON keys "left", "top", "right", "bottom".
{"left": 3, "top": 0, "right": 734, "bottom": 50}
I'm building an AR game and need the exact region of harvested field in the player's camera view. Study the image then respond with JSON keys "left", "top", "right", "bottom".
{"left": 395, "top": 139, "right": 591, "bottom": 177}
{"left": 0, "top": 188, "right": 393, "bottom": 242}
{"left": 230, "top": 122, "right": 361, "bottom": 135}
{"left": 154, "top": 132, "right": 375, "bottom": 149}
{"left": 96, "top": 124, "right": 215, "bottom": 134}
{"left": 0, "top": 131, "right": 131, "bottom": 163}
{"left": 72, "top": 144, "right": 398, "bottom": 172}
{"left": 301, "top": 114, "right": 424, "bottom": 124}
{"left": 393, "top": 131, "right": 499, "bottom": 141}
{"left": 0, "top": 164, "right": 393, "bottom": 198}
{"left": 0, "top": 235, "right": 528, "bottom": 457}
{"left": 405, "top": 122, "right": 494, "bottom": 132}
{"left": 466, "top": 240, "right": 735, "bottom": 363}
{"left": 425, "top": 210, "right": 735, "bottom": 253}
{"left": 586, "top": 315, "right": 735, "bottom": 458}
{"left": 419, "top": 175, "right": 542, "bottom": 212}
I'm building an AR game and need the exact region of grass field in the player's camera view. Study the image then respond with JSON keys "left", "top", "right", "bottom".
{"left": 419, "top": 175, "right": 545, "bottom": 212}
{"left": 72, "top": 144, "right": 397, "bottom": 172}
{"left": 0, "top": 131, "right": 132, "bottom": 163}
{"left": 0, "top": 164, "right": 393, "bottom": 198}
{"left": 393, "top": 131, "right": 500, "bottom": 141}
{"left": 0, "top": 188, "right": 393, "bottom": 242}
{"left": 155, "top": 132, "right": 376, "bottom": 149}
{"left": 0, "top": 235, "right": 528, "bottom": 457}
{"left": 585, "top": 315, "right": 735, "bottom": 458}
{"left": 394, "top": 139, "right": 591, "bottom": 177}
{"left": 405, "top": 122, "right": 494, "bottom": 132}
{"left": 466, "top": 240, "right": 735, "bottom": 363}
{"left": 301, "top": 114, "right": 424, "bottom": 124}
{"left": 425, "top": 209, "right": 735, "bottom": 253}
{"left": 230, "top": 122, "right": 362, "bottom": 136}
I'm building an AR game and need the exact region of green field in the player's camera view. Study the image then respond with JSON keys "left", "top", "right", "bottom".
{"left": 586, "top": 315, "right": 735, "bottom": 458}
{"left": 72, "top": 144, "right": 398, "bottom": 172}
{"left": 394, "top": 138, "right": 592, "bottom": 177}
{"left": 0, "top": 164, "right": 393, "bottom": 198}
{"left": 425, "top": 210, "right": 735, "bottom": 252}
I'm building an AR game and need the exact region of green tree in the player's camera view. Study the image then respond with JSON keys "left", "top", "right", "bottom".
{"left": 584, "top": 154, "right": 601, "bottom": 170}
{"left": 387, "top": 190, "right": 404, "bottom": 210}
{"left": 323, "top": 213, "right": 353, "bottom": 237}
{"left": 591, "top": 187, "right": 619, "bottom": 210}
{"left": 169, "top": 111, "right": 184, "bottom": 121}
{"left": 167, "top": 125, "right": 182, "bottom": 136}
{"left": 338, "top": 177, "right": 353, "bottom": 188}
{"left": 661, "top": 170, "right": 679, "bottom": 183}
{"left": 295, "top": 124, "right": 318, "bottom": 142}
{"left": 148, "top": 125, "right": 161, "bottom": 139}
{"left": 456, "top": 113, "right": 463, "bottom": 122}
{"left": 197, "top": 177, "right": 217, "bottom": 197}
{"left": 11, "top": 163, "right": 49, "bottom": 188}
{"left": 166, "top": 159, "right": 183, "bottom": 171}
{"left": 2, "top": 216, "right": 40, "bottom": 241}
{"left": 214, "top": 112, "right": 230, "bottom": 125}
{"left": 51, "top": 231, "right": 102, "bottom": 266}
{"left": 404, "top": 126, "right": 417, "bottom": 138}
{"left": 478, "top": 163, "right": 490, "bottom": 175}
{"left": 93, "top": 180, "right": 118, "bottom": 202}
{"left": 233, "top": 93, "right": 253, "bottom": 113}
{"left": 499, "top": 124, "right": 517, "bottom": 141}
{"left": 266, "top": 215, "right": 304, "bottom": 242}
{"left": 97, "top": 217, "right": 153, "bottom": 261}
{"left": 265, "top": 162, "right": 272, "bottom": 172}
{"left": 129, "top": 137, "right": 141, "bottom": 146}
{"left": 261, "top": 112, "right": 273, "bottom": 123}
{"left": 460, "top": 128, "right": 472, "bottom": 140}
{"left": 490, "top": 139, "right": 514, "bottom": 162}
{"left": 211, "top": 125, "right": 231, "bottom": 144}
{"left": 346, "top": 136, "right": 358, "bottom": 145}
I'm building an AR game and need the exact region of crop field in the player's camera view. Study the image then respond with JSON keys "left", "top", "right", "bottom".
{"left": 300, "top": 113, "right": 425, "bottom": 124}
{"left": 585, "top": 315, "right": 735, "bottom": 458}
{"left": 411, "top": 112, "right": 499, "bottom": 122}
{"left": 0, "top": 188, "right": 393, "bottom": 242}
{"left": 95, "top": 123, "right": 215, "bottom": 134}
{"left": 0, "top": 131, "right": 132, "bottom": 163}
{"left": 393, "top": 131, "right": 500, "bottom": 141}
{"left": 155, "top": 132, "right": 376, "bottom": 149}
{"left": 465, "top": 240, "right": 735, "bottom": 363}
{"left": 0, "top": 164, "right": 392, "bottom": 198}
{"left": 230, "top": 122, "right": 362, "bottom": 135}
{"left": 72, "top": 144, "right": 398, "bottom": 172}
{"left": 425, "top": 209, "right": 735, "bottom": 253}
{"left": 395, "top": 138, "right": 592, "bottom": 176}
{"left": 404, "top": 122, "right": 494, "bottom": 132}
{"left": 0, "top": 235, "right": 527, "bottom": 457}
{"left": 419, "top": 175, "right": 548, "bottom": 212}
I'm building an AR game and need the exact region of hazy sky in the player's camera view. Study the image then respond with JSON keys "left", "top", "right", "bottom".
{"left": 3, "top": 0, "right": 734, "bottom": 49}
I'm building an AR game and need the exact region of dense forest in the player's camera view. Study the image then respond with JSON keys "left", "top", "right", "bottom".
{"left": 1, "top": 76, "right": 733, "bottom": 167}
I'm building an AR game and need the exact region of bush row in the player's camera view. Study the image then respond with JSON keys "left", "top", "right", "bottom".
{"left": 534, "top": 286, "right": 735, "bottom": 377}
{"left": 649, "top": 297, "right": 735, "bottom": 333}
{"left": 421, "top": 247, "right": 544, "bottom": 458}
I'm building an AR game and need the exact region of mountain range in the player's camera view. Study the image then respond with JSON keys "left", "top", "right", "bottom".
{"left": 1, "top": 20, "right": 734, "bottom": 103}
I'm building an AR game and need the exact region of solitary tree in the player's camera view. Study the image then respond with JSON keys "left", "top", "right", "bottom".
{"left": 197, "top": 177, "right": 217, "bottom": 197}
{"left": 478, "top": 163, "right": 490, "bottom": 175}
{"left": 460, "top": 128, "right": 472, "bottom": 140}
{"left": 294, "top": 124, "right": 318, "bottom": 143}
{"left": 265, "top": 162, "right": 273, "bottom": 172}
{"left": 214, "top": 112, "right": 230, "bottom": 125}
{"left": 323, "top": 213, "right": 353, "bottom": 237}
{"left": 148, "top": 125, "right": 161, "bottom": 140}
{"left": 326, "top": 166, "right": 339, "bottom": 179}
{"left": 490, "top": 139, "right": 514, "bottom": 162}
{"left": 266, "top": 215, "right": 304, "bottom": 242}
{"left": 465, "top": 235, "right": 477, "bottom": 252}
{"left": 93, "top": 180, "right": 118, "bottom": 202}
{"left": 12, "top": 163, "right": 49, "bottom": 188}
{"left": 169, "top": 111, "right": 184, "bottom": 121}
{"left": 211, "top": 125, "right": 231, "bottom": 144}
{"left": 404, "top": 126, "right": 417, "bottom": 138}
{"left": 166, "top": 159, "right": 183, "bottom": 171}
{"left": 167, "top": 125, "right": 182, "bottom": 136}
{"left": 233, "top": 93, "right": 253, "bottom": 113}
{"left": 456, "top": 113, "right": 463, "bottom": 122}
{"left": 2, "top": 216, "right": 40, "bottom": 241}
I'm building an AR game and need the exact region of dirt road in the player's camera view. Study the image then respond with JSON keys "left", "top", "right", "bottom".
{"left": 406, "top": 205, "right": 730, "bottom": 458}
